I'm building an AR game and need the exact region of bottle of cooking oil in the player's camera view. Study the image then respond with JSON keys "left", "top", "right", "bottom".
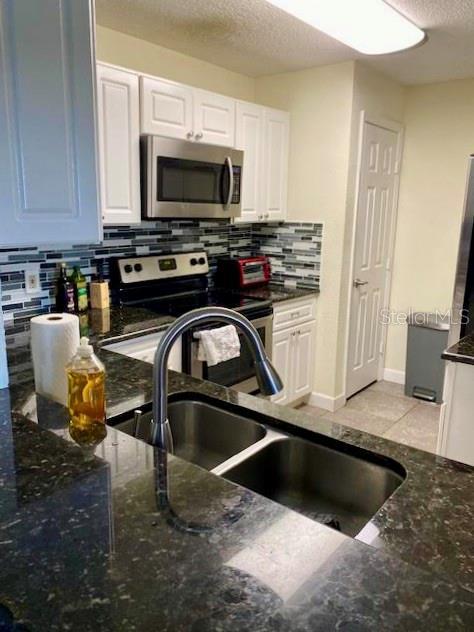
{"left": 67, "top": 337, "right": 106, "bottom": 447}
{"left": 70, "top": 265, "right": 89, "bottom": 313}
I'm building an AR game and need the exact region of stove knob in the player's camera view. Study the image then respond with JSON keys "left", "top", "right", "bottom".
{"left": 190, "top": 258, "right": 198, "bottom": 266}
{"left": 198, "top": 257, "right": 206, "bottom": 265}
{"left": 134, "top": 263, "right": 143, "bottom": 272}
{"left": 124, "top": 264, "right": 133, "bottom": 273}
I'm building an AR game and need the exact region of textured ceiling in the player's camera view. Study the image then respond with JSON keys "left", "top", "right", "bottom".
{"left": 95, "top": 0, "right": 474, "bottom": 85}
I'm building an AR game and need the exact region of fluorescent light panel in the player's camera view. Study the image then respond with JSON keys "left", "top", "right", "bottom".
{"left": 266, "top": 0, "right": 425, "bottom": 55}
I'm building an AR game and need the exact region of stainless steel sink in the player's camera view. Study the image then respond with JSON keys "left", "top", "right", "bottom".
{"left": 114, "top": 399, "right": 267, "bottom": 471}
{"left": 220, "top": 436, "right": 405, "bottom": 537}
{"left": 113, "top": 396, "right": 405, "bottom": 537}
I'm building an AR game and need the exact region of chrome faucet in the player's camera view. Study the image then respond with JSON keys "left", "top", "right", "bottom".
{"left": 150, "top": 307, "right": 283, "bottom": 449}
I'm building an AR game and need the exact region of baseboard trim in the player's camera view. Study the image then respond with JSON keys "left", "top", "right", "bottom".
{"left": 309, "top": 391, "right": 346, "bottom": 412}
{"left": 383, "top": 368, "right": 405, "bottom": 384}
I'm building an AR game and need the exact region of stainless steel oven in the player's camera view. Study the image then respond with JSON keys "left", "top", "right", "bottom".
{"left": 188, "top": 310, "right": 273, "bottom": 394}
{"left": 141, "top": 135, "right": 243, "bottom": 219}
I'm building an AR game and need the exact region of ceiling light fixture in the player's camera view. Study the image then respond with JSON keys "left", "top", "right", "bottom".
{"left": 266, "top": 0, "right": 425, "bottom": 55}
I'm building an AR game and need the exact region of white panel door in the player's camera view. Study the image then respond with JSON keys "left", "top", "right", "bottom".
{"left": 140, "top": 76, "right": 193, "bottom": 139}
{"left": 263, "top": 108, "right": 289, "bottom": 221}
{"left": 346, "top": 122, "right": 400, "bottom": 397}
{"left": 0, "top": 0, "right": 101, "bottom": 246}
{"left": 97, "top": 65, "right": 141, "bottom": 225}
{"left": 194, "top": 90, "right": 235, "bottom": 147}
{"left": 292, "top": 322, "right": 315, "bottom": 399}
{"left": 235, "top": 102, "right": 264, "bottom": 223}
{"left": 271, "top": 328, "right": 293, "bottom": 405}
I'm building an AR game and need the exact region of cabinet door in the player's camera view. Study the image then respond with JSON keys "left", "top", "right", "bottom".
{"left": 194, "top": 90, "right": 235, "bottom": 147}
{"left": 97, "top": 65, "right": 140, "bottom": 225}
{"left": 292, "top": 322, "right": 315, "bottom": 400}
{"left": 271, "top": 328, "right": 294, "bottom": 405}
{"left": 235, "top": 102, "right": 264, "bottom": 223}
{"left": 0, "top": 0, "right": 101, "bottom": 246}
{"left": 140, "top": 76, "right": 193, "bottom": 139}
{"left": 263, "top": 108, "right": 289, "bottom": 222}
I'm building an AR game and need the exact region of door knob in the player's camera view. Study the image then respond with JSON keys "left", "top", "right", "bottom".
{"left": 186, "top": 131, "right": 194, "bottom": 139}
{"left": 195, "top": 132, "right": 203, "bottom": 140}
{"left": 353, "top": 278, "right": 368, "bottom": 288}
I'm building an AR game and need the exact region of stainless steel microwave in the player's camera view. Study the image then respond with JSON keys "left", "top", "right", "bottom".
{"left": 141, "top": 135, "right": 243, "bottom": 219}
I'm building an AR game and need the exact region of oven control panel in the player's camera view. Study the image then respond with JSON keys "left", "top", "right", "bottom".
{"left": 117, "top": 252, "right": 209, "bottom": 284}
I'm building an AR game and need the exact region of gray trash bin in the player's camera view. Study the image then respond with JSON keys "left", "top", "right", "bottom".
{"left": 405, "top": 313, "right": 449, "bottom": 403}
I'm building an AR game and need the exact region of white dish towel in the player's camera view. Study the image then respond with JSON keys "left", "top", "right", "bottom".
{"left": 196, "top": 325, "right": 241, "bottom": 366}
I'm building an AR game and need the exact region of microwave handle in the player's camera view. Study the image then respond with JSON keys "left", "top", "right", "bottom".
{"left": 223, "top": 156, "right": 233, "bottom": 211}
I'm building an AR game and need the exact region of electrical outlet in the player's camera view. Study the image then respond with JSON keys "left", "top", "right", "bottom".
{"left": 25, "top": 269, "right": 40, "bottom": 294}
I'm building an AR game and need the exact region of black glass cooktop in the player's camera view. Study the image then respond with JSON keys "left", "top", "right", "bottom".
{"left": 129, "top": 289, "right": 271, "bottom": 318}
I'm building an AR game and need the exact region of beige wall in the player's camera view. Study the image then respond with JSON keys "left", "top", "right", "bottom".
{"left": 96, "top": 26, "right": 256, "bottom": 101}
{"left": 255, "top": 63, "right": 355, "bottom": 398}
{"left": 385, "top": 77, "right": 474, "bottom": 372}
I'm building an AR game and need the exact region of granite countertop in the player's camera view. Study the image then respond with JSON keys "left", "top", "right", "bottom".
{"left": 442, "top": 332, "right": 474, "bottom": 365}
{"left": 0, "top": 306, "right": 473, "bottom": 630}
{"left": 237, "top": 283, "right": 319, "bottom": 304}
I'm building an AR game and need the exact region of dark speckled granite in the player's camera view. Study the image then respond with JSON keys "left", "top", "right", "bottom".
{"left": 238, "top": 283, "right": 319, "bottom": 303}
{"left": 443, "top": 332, "right": 474, "bottom": 365}
{"left": 0, "top": 306, "right": 473, "bottom": 629}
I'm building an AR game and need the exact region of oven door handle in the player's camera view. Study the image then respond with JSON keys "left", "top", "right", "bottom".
{"left": 223, "top": 156, "right": 233, "bottom": 211}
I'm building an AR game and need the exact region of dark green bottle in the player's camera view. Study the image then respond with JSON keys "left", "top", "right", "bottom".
{"left": 56, "top": 263, "right": 75, "bottom": 313}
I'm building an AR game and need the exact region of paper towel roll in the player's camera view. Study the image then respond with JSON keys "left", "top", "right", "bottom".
{"left": 30, "top": 313, "right": 80, "bottom": 405}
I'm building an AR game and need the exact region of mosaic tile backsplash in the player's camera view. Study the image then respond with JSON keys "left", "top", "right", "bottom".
{"left": 0, "top": 221, "right": 322, "bottom": 329}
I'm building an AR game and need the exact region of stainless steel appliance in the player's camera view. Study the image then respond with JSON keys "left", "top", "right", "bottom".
{"left": 449, "top": 155, "right": 474, "bottom": 346}
{"left": 141, "top": 135, "right": 243, "bottom": 219}
{"left": 110, "top": 252, "right": 273, "bottom": 394}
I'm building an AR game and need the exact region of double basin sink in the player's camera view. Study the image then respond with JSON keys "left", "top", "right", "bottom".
{"left": 114, "top": 396, "right": 405, "bottom": 538}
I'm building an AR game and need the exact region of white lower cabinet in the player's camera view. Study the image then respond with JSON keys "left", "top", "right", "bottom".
{"left": 104, "top": 332, "right": 182, "bottom": 371}
{"left": 438, "top": 361, "right": 474, "bottom": 466}
{"left": 271, "top": 328, "right": 294, "bottom": 406}
{"left": 271, "top": 298, "right": 316, "bottom": 406}
{"left": 292, "top": 322, "right": 315, "bottom": 399}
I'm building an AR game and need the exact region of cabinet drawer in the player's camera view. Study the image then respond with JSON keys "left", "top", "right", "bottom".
{"left": 273, "top": 298, "right": 316, "bottom": 331}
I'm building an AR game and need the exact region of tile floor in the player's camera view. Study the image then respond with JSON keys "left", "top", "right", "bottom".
{"left": 298, "top": 380, "right": 440, "bottom": 454}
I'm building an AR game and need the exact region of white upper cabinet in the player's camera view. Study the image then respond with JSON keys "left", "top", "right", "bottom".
{"left": 140, "top": 76, "right": 193, "bottom": 139}
{"left": 0, "top": 0, "right": 101, "bottom": 247}
{"left": 235, "top": 104, "right": 289, "bottom": 224}
{"left": 235, "top": 102, "right": 265, "bottom": 223}
{"left": 140, "top": 78, "right": 235, "bottom": 147}
{"left": 193, "top": 90, "right": 235, "bottom": 147}
{"left": 97, "top": 64, "right": 141, "bottom": 225}
{"left": 263, "top": 108, "right": 290, "bottom": 222}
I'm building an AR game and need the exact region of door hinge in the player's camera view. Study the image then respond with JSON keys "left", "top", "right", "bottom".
{"left": 379, "top": 340, "right": 384, "bottom": 355}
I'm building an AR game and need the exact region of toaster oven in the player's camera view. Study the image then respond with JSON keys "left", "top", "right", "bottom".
{"left": 216, "top": 256, "right": 271, "bottom": 288}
